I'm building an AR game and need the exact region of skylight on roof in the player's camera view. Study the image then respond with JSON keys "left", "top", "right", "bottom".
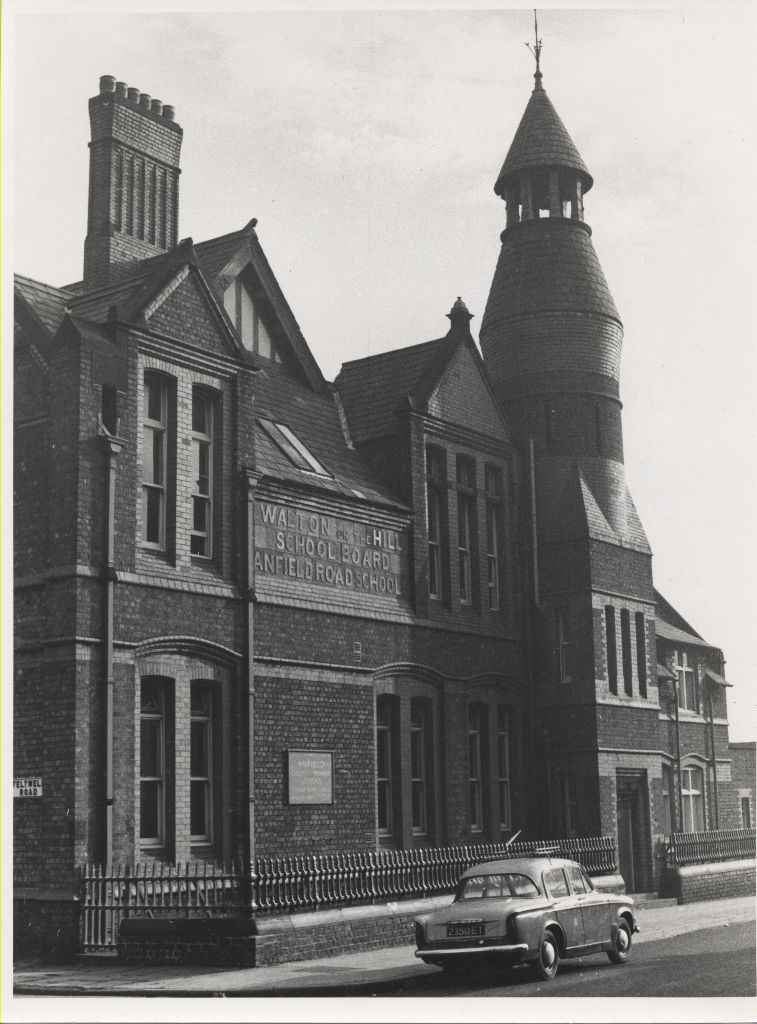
{"left": 258, "top": 418, "right": 329, "bottom": 476}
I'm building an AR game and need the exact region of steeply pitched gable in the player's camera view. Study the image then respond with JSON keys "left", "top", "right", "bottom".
{"left": 14, "top": 275, "right": 76, "bottom": 340}
{"left": 336, "top": 299, "right": 507, "bottom": 444}
{"left": 195, "top": 220, "right": 327, "bottom": 394}
{"left": 136, "top": 263, "right": 240, "bottom": 358}
{"left": 335, "top": 336, "right": 453, "bottom": 443}
{"left": 426, "top": 341, "right": 508, "bottom": 441}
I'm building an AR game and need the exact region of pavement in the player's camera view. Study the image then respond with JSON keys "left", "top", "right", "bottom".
{"left": 11, "top": 895, "right": 756, "bottom": 998}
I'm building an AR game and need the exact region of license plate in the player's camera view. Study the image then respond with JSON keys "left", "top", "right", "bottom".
{"left": 447, "top": 923, "right": 484, "bottom": 938}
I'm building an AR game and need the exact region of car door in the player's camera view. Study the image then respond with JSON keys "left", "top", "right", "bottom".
{"left": 542, "top": 866, "right": 584, "bottom": 951}
{"left": 567, "top": 864, "right": 610, "bottom": 946}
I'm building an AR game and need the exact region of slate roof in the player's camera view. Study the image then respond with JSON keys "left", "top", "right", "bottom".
{"left": 335, "top": 333, "right": 461, "bottom": 443}
{"left": 253, "top": 361, "right": 406, "bottom": 510}
{"left": 495, "top": 81, "right": 592, "bottom": 196}
{"left": 194, "top": 226, "right": 252, "bottom": 282}
{"left": 703, "top": 667, "right": 731, "bottom": 687}
{"left": 16, "top": 241, "right": 404, "bottom": 512}
{"left": 654, "top": 617, "right": 717, "bottom": 651}
{"left": 481, "top": 218, "right": 619, "bottom": 326}
{"left": 14, "top": 275, "right": 76, "bottom": 336}
{"left": 528, "top": 457, "right": 651, "bottom": 556}
{"left": 653, "top": 589, "right": 703, "bottom": 640}
{"left": 67, "top": 271, "right": 154, "bottom": 323}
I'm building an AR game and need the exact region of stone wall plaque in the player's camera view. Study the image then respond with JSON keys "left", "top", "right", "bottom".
{"left": 287, "top": 750, "right": 334, "bottom": 805}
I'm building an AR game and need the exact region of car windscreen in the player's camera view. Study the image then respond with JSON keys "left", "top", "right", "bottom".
{"left": 456, "top": 873, "right": 540, "bottom": 901}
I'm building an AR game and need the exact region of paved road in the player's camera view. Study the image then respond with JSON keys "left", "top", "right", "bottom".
{"left": 393, "top": 920, "right": 756, "bottom": 998}
{"left": 11, "top": 895, "right": 755, "bottom": 1000}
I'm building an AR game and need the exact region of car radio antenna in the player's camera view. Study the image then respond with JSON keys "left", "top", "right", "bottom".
{"left": 505, "top": 829, "right": 522, "bottom": 848}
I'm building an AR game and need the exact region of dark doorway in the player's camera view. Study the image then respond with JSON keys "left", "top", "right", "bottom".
{"left": 616, "top": 771, "right": 650, "bottom": 892}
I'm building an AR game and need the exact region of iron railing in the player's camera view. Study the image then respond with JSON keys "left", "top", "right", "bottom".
{"left": 80, "top": 860, "right": 247, "bottom": 953}
{"left": 79, "top": 836, "right": 616, "bottom": 952}
{"left": 666, "top": 828, "right": 756, "bottom": 867}
{"left": 252, "top": 835, "right": 617, "bottom": 913}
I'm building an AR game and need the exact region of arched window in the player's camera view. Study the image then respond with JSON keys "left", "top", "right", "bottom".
{"left": 468, "top": 703, "right": 485, "bottom": 833}
{"left": 376, "top": 696, "right": 397, "bottom": 839}
{"left": 681, "top": 765, "right": 705, "bottom": 832}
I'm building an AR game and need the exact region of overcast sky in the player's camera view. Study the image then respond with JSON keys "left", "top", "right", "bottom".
{"left": 5, "top": 2, "right": 756, "bottom": 745}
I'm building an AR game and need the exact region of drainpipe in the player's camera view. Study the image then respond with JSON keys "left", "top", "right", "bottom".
{"left": 244, "top": 469, "right": 259, "bottom": 906}
{"left": 524, "top": 438, "right": 542, "bottom": 832}
{"left": 708, "top": 686, "right": 720, "bottom": 829}
{"left": 528, "top": 439, "right": 540, "bottom": 606}
{"left": 672, "top": 678, "right": 683, "bottom": 832}
{"left": 100, "top": 427, "right": 125, "bottom": 866}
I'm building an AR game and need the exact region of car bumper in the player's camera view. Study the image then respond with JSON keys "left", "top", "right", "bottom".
{"left": 415, "top": 943, "right": 529, "bottom": 962}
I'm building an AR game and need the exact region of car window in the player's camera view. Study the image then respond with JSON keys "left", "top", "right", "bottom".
{"left": 508, "top": 873, "right": 540, "bottom": 898}
{"left": 543, "top": 867, "right": 569, "bottom": 897}
{"left": 457, "top": 873, "right": 540, "bottom": 900}
{"left": 458, "top": 876, "right": 487, "bottom": 899}
{"left": 579, "top": 866, "right": 595, "bottom": 892}
{"left": 566, "top": 865, "right": 588, "bottom": 894}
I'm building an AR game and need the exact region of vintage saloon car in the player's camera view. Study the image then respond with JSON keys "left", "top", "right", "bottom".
{"left": 414, "top": 856, "right": 638, "bottom": 981}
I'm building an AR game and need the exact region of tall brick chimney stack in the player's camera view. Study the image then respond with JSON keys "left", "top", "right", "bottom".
{"left": 83, "top": 75, "right": 183, "bottom": 290}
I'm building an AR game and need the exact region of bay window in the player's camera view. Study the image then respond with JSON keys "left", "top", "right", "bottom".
{"left": 190, "top": 683, "right": 213, "bottom": 844}
{"left": 497, "top": 705, "right": 511, "bottom": 830}
{"left": 426, "top": 447, "right": 445, "bottom": 601}
{"left": 142, "top": 375, "right": 167, "bottom": 548}
{"left": 456, "top": 456, "right": 475, "bottom": 606}
{"left": 484, "top": 465, "right": 502, "bottom": 611}
{"left": 140, "top": 679, "right": 168, "bottom": 847}
{"left": 191, "top": 389, "right": 214, "bottom": 557}
{"left": 410, "top": 699, "right": 431, "bottom": 837}
{"left": 468, "top": 703, "right": 484, "bottom": 833}
{"left": 376, "top": 696, "right": 397, "bottom": 838}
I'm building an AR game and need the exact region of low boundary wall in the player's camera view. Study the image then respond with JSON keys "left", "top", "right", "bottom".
{"left": 117, "top": 874, "right": 625, "bottom": 967}
{"left": 660, "top": 858, "right": 755, "bottom": 904}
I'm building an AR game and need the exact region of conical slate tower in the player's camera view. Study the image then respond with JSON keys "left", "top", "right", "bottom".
{"left": 480, "top": 57, "right": 656, "bottom": 854}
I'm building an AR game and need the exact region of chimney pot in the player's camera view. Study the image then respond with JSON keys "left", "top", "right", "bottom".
{"left": 150, "top": 98, "right": 163, "bottom": 115}
{"left": 139, "top": 93, "right": 151, "bottom": 109}
{"left": 162, "top": 104, "right": 175, "bottom": 121}
{"left": 99, "top": 75, "right": 116, "bottom": 94}
{"left": 115, "top": 81, "right": 127, "bottom": 99}
{"left": 127, "top": 87, "right": 140, "bottom": 103}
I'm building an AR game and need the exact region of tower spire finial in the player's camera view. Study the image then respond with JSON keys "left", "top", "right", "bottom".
{"left": 525, "top": 9, "right": 543, "bottom": 90}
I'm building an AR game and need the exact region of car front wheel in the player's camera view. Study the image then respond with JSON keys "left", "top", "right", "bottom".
{"left": 533, "top": 930, "right": 559, "bottom": 981}
{"left": 607, "top": 919, "right": 632, "bottom": 964}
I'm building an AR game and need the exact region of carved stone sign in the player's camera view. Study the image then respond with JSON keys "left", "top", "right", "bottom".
{"left": 287, "top": 750, "right": 334, "bottom": 805}
{"left": 255, "top": 501, "right": 407, "bottom": 598}
{"left": 14, "top": 777, "right": 43, "bottom": 798}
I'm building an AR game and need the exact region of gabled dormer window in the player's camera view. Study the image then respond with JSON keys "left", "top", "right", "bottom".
{"left": 258, "top": 418, "right": 329, "bottom": 475}
{"left": 223, "top": 279, "right": 281, "bottom": 362}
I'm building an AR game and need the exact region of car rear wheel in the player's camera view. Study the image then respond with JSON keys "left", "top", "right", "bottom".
{"left": 607, "top": 919, "right": 632, "bottom": 964}
{"left": 533, "top": 930, "right": 559, "bottom": 981}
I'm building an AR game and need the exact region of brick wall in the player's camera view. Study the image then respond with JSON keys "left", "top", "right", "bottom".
{"left": 84, "top": 84, "right": 183, "bottom": 288}
{"left": 661, "top": 860, "right": 756, "bottom": 903}
{"left": 14, "top": 656, "right": 78, "bottom": 886}
{"left": 253, "top": 671, "right": 376, "bottom": 855}
{"left": 13, "top": 895, "right": 80, "bottom": 961}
